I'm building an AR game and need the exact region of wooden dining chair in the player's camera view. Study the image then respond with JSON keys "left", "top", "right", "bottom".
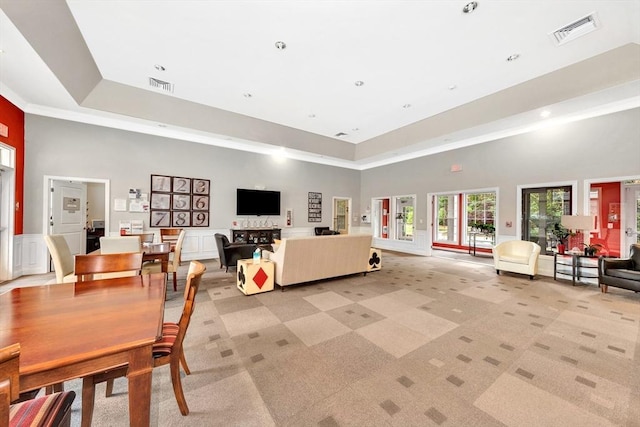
{"left": 98, "top": 236, "right": 141, "bottom": 254}
{"left": 74, "top": 253, "right": 143, "bottom": 282}
{"left": 43, "top": 235, "right": 77, "bottom": 283}
{"left": 82, "top": 261, "right": 206, "bottom": 423}
{"left": 143, "top": 229, "right": 186, "bottom": 291}
{"left": 160, "top": 228, "right": 183, "bottom": 253}
{"left": 1, "top": 343, "right": 76, "bottom": 427}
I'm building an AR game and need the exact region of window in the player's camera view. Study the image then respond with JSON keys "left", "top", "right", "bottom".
{"left": 465, "top": 192, "right": 496, "bottom": 247}
{"left": 522, "top": 186, "right": 572, "bottom": 254}
{"left": 433, "top": 191, "right": 496, "bottom": 249}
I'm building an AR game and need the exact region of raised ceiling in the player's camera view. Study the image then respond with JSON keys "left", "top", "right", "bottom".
{"left": 1, "top": 1, "right": 639, "bottom": 169}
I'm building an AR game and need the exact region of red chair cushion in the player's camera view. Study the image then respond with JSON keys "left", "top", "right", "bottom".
{"left": 10, "top": 391, "right": 75, "bottom": 427}
{"left": 153, "top": 334, "right": 177, "bottom": 357}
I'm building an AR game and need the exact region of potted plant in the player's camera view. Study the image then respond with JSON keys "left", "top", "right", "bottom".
{"left": 550, "top": 223, "right": 570, "bottom": 254}
{"left": 582, "top": 243, "right": 603, "bottom": 257}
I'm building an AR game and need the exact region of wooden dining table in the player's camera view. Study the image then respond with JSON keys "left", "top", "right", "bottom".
{"left": 0, "top": 273, "right": 166, "bottom": 427}
{"left": 92, "top": 242, "right": 171, "bottom": 273}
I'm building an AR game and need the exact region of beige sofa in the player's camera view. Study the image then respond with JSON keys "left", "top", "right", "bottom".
{"left": 263, "top": 234, "right": 373, "bottom": 287}
{"left": 493, "top": 240, "right": 541, "bottom": 280}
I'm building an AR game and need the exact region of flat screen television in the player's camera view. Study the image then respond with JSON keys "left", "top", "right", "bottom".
{"left": 236, "top": 188, "right": 281, "bottom": 216}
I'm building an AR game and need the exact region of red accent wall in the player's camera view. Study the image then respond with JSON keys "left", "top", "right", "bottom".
{"left": 591, "top": 182, "right": 621, "bottom": 257}
{"left": 382, "top": 199, "right": 389, "bottom": 238}
{"left": 0, "top": 95, "right": 25, "bottom": 235}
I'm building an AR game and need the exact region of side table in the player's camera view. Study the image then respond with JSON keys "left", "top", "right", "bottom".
{"left": 553, "top": 253, "right": 599, "bottom": 286}
{"left": 237, "top": 259, "right": 275, "bottom": 295}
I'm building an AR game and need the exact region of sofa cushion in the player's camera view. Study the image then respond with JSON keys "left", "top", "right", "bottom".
{"left": 498, "top": 255, "right": 529, "bottom": 265}
{"left": 607, "top": 268, "right": 640, "bottom": 281}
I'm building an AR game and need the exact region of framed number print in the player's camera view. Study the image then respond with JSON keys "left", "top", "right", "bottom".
{"left": 172, "top": 211, "right": 191, "bottom": 227}
{"left": 192, "top": 179, "right": 210, "bottom": 195}
{"left": 150, "top": 193, "right": 170, "bottom": 210}
{"left": 192, "top": 211, "right": 209, "bottom": 227}
{"left": 172, "top": 177, "right": 191, "bottom": 194}
{"left": 172, "top": 194, "right": 191, "bottom": 210}
{"left": 150, "top": 175, "right": 210, "bottom": 228}
{"left": 150, "top": 211, "right": 171, "bottom": 227}
{"left": 192, "top": 195, "right": 209, "bottom": 211}
{"left": 151, "top": 175, "right": 171, "bottom": 193}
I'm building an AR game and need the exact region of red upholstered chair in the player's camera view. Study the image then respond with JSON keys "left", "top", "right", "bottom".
{"left": 1, "top": 343, "right": 76, "bottom": 427}
{"left": 81, "top": 261, "right": 206, "bottom": 424}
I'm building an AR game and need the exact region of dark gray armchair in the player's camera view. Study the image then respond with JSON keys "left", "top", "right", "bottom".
{"left": 214, "top": 233, "right": 257, "bottom": 272}
{"left": 598, "top": 243, "right": 640, "bottom": 293}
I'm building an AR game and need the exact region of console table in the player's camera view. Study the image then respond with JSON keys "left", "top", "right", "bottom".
{"left": 231, "top": 228, "right": 281, "bottom": 245}
{"left": 553, "top": 253, "right": 599, "bottom": 286}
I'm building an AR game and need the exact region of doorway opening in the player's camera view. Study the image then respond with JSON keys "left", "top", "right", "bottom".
{"left": 332, "top": 197, "right": 351, "bottom": 234}
{"left": 42, "top": 175, "right": 109, "bottom": 274}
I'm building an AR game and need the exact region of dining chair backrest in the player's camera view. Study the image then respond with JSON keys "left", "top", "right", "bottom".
{"left": 43, "top": 234, "right": 76, "bottom": 283}
{"left": 129, "top": 233, "right": 155, "bottom": 246}
{"left": 99, "top": 236, "right": 141, "bottom": 254}
{"left": 74, "top": 253, "right": 143, "bottom": 282}
{"left": 183, "top": 260, "right": 206, "bottom": 302}
{"left": 170, "top": 230, "right": 187, "bottom": 272}
{"left": 1, "top": 343, "right": 76, "bottom": 426}
{"left": 160, "top": 228, "right": 183, "bottom": 250}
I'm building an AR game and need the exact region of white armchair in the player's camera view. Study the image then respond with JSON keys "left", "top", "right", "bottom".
{"left": 493, "top": 240, "right": 541, "bottom": 280}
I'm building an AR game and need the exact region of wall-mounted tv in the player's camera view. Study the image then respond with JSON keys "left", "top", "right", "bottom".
{"left": 236, "top": 188, "right": 281, "bottom": 216}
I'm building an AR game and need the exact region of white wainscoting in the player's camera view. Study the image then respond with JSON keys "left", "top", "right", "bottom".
{"left": 372, "top": 229, "right": 429, "bottom": 256}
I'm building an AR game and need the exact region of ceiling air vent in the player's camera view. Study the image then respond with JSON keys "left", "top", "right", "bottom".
{"left": 550, "top": 13, "right": 600, "bottom": 46}
{"left": 148, "top": 77, "right": 174, "bottom": 93}
{"left": 334, "top": 132, "right": 348, "bottom": 137}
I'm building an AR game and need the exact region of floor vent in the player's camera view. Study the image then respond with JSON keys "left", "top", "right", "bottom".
{"left": 148, "top": 77, "right": 174, "bottom": 93}
{"left": 550, "top": 13, "right": 599, "bottom": 45}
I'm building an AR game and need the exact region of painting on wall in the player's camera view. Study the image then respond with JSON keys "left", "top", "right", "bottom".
{"left": 308, "top": 192, "right": 322, "bottom": 222}
{"left": 150, "top": 174, "right": 210, "bottom": 227}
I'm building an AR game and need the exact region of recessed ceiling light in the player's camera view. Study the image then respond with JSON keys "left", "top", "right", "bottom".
{"left": 448, "top": 84, "right": 457, "bottom": 90}
{"left": 403, "top": 104, "right": 411, "bottom": 109}
{"left": 243, "top": 93, "right": 252, "bottom": 98}
{"left": 506, "top": 54, "right": 520, "bottom": 62}
{"left": 354, "top": 81, "right": 364, "bottom": 87}
{"left": 462, "top": 2, "right": 478, "bottom": 14}
{"left": 275, "top": 41, "right": 287, "bottom": 50}
{"left": 540, "top": 110, "right": 551, "bottom": 118}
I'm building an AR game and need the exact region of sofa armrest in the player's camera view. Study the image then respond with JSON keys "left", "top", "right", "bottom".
{"left": 600, "top": 258, "right": 633, "bottom": 273}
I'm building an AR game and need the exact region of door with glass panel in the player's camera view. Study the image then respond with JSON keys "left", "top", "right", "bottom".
{"left": 434, "top": 194, "right": 458, "bottom": 244}
{"left": 394, "top": 196, "right": 415, "bottom": 241}
{"left": 623, "top": 184, "right": 640, "bottom": 255}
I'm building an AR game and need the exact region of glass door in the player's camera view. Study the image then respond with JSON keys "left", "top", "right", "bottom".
{"left": 435, "top": 194, "right": 458, "bottom": 244}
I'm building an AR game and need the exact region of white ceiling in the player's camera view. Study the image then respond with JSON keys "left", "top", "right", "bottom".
{"left": 1, "top": 1, "right": 639, "bottom": 169}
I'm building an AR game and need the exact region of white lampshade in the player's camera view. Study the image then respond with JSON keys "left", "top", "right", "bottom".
{"left": 561, "top": 215, "right": 595, "bottom": 231}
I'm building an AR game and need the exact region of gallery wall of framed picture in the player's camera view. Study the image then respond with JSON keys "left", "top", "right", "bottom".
{"left": 150, "top": 174, "right": 210, "bottom": 227}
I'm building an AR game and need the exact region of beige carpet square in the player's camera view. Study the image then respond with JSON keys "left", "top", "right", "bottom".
{"left": 285, "top": 312, "right": 352, "bottom": 346}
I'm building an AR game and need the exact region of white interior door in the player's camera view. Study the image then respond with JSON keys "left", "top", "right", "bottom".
{"left": 623, "top": 184, "right": 640, "bottom": 256}
{"left": 50, "top": 180, "right": 87, "bottom": 255}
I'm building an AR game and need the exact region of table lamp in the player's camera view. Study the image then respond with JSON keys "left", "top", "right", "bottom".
{"left": 561, "top": 215, "right": 595, "bottom": 252}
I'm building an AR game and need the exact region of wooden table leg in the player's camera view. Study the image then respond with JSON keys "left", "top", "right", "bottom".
{"left": 127, "top": 344, "right": 154, "bottom": 427}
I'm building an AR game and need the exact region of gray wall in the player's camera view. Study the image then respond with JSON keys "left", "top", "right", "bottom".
{"left": 22, "top": 108, "right": 640, "bottom": 237}
{"left": 361, "top": 108, "right": 640, "bottom": 237}
{"left": 24, "top": 115, "right": 361, "bottom": 234}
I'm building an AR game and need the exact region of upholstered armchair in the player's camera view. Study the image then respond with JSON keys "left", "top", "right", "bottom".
{"left": 598, "top": 244, "right": 640, "bottom": 293}
{"left": 493, "top": 240, "right": 541, "bottom": 280}
{"left": 214, "top": 233, "right": 257, "bottom": 272}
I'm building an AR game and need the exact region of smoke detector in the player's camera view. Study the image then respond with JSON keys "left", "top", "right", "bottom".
{"left": 550, "top": 13, "right": 600, "bottom": 46}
